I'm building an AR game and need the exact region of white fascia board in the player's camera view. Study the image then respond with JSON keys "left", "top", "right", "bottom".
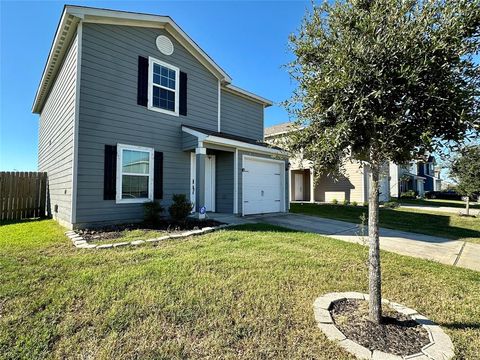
{"left": 182, "top": 126, "right": 285, "bottom": 155}
{"left": 223, "top": 84, "right": 273, "bottom": 107}
{"left": 32, "top": 9, "right": 81, "bottom": 113}
{"left": 181, "top": 126, "right": 209, "bottom": 141}
{"left": 205, "top": 136, "right": 285, "bottom": 155}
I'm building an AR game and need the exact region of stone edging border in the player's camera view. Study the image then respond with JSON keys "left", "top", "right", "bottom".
{"left": 64, "top": 224, "right": 234, "bottom": 250}
{"left": 313, "top": 292, "right": 454, "bottom": 360}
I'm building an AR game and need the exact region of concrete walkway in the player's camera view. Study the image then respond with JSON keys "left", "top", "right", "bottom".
{"left": 249, "top": 213, "right": 480, "bottom": 272}
{"left": 400, "top": 204, "right": 480, "bottom": 216}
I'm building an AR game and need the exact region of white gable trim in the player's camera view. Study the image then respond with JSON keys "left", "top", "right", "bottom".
{"left": 32, "top": 5, "right": 232, "bottom": 113}
{"left": 181, "top": 126, "right": 285, "bottom": 155}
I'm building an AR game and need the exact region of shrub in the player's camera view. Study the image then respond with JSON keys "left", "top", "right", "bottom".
{"left": 351, "top": 201, "right": 358, "bottom": 206}
{"left": 143, "top": 201, "right": 164, "bottom": 223}
{"left": 332, "top": 198, "right": 338, "bottom": 204}
{"left": 169, "top": 194, "right": 193, "bottom": 222}
{"left": 400, "top": 190, "right": 417, "bottom": 199}
{"left": 383, "top": 201, "right": 400, "bottom": 209}
{"left": 363, "top": 202, "right": 369, "bottom": 207}
{"left": 342, "top": 199, "right": 349, "bottom": 206}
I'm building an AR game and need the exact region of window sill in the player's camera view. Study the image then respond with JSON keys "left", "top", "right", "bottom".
{"left": 147, "top": 105, "right": 179, "bottom": 117}
{"left": 116, "top": 198, "right": 153, "bottom": 204}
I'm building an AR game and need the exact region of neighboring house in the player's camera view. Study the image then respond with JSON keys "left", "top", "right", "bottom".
{"left": 265, "top": 122, "right": 390, "bottom": 204}
{"left": 33, "top": 6, "right": 288, "bottom": 229}
{"left": 389, "top": 156, "right": 442, "bottom": 197}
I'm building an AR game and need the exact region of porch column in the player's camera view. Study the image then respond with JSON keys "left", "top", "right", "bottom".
{"left": 195, "top": 147, "right": 206, "bottom": 219}
{"left": 310, "top": 168, "right": 315, "bottom": 203}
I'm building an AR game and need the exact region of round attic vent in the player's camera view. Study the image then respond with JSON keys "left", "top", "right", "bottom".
{"left": 156, "top": 35, "right": 174, "bottom": 55}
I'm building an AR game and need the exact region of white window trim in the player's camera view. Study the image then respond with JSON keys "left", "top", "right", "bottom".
{"left": 116, "top": 143, "right": 155, "bottom": 204}
{"left": 147, "top": 56, "right": 180, "bottom": 116}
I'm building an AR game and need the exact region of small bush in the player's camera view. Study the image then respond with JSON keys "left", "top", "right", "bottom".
{"left": 143, "top": 201, "right": 164, "bottom": 223}
{"left": 351, "top": 201, "right": 358, "bottom": 206}
{"left": 383, "top": 201, "right": 400, "bottom": 209}
{"left": 332, "top": 198, "right": 338, "bottom": 204}
{"left": 342, "top": 199, "right": 349, "bottom": 206}
{"left": 363, "top": 202, "right": 369, "bottom": 207}
{"left": 169, "top": 194, "right": 193, "bottom": 222}
{"left": 400, "top": 190, "right": 417, "bottom": 199}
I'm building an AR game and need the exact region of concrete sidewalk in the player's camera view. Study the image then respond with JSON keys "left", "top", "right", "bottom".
{"left": 400, "top": 204, "right": 480, "bottom": 216}
{"left": 251, "top": 213, "right": 480, "bottom": 272}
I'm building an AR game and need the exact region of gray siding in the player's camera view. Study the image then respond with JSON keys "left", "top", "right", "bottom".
{"left": 215, "top": 152, "right": 234, "bottom": 213}
{"left": 75, "top": 23, "right": 219, "bottom": 226}
{"left": 237, "top": 151, "right": 289, "bottom": 215}
{"left": 221, "top": 90, "right": 264, "bottom": 141}
{"left": 38, "top": 34, "right": 78, "bottom": 227}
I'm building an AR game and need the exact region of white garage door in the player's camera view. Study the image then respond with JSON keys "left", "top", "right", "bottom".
{"left": 243, "top": 156, "right": 284, "bottom": 215}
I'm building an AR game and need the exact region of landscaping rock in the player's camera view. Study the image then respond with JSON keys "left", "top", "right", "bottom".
{"left": 339, "top": 339, "right": 372, "bottom": 359}
{"left": 97, "top": 244, "right": 113, "bottom": 249}
{"left": 372, "top": 350, "right": 402, "bottom": 359}
{"left": 317, "top": 323, "right": 346, "bottom": 341}
{"left": 113, "top": 242, "right": 129, "bottom": 247}
{"left": 131, "top": 240, "right": 145, "bottom": 246}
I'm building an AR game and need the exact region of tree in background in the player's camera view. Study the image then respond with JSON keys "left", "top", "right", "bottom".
{"left": 285, "top": 0, "right": 479, "bottom": 323}
{"left": 450, "top": 146, "right": 480, "bottom": 215}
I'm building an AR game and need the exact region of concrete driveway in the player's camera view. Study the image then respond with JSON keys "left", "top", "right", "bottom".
{"left": 251, "top": 213, "right": 480, "bottom": 272}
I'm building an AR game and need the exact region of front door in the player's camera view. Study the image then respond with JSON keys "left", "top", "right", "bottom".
{"left": 190, "top": 153, "right": 216, "bottom": 212}
{"left": 294, "top": 173, "right": 304, "bottom": 201}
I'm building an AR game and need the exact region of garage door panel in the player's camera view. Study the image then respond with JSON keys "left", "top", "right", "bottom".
{"left": 243, "top": 157, "right": 284, "bottom": 215}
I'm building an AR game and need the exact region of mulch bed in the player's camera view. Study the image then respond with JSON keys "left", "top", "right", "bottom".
{"left": 77, "top": 219, "right": 222, "bottom": 241}
{"left": 330, "top": 299, "right": 430, "bottom": 356}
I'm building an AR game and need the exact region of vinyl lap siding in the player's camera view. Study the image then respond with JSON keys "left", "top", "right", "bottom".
{"left": 221, "top": 90, "right": 264, "bottom": 141}
{"left": 75, "top": 23, "right": 218, "bottom": 226}
{"left": 314, "top": 161, "right": 364, "bottom": 203}
{"left": 38, "top": 35, "right": 78, "bottom": 227}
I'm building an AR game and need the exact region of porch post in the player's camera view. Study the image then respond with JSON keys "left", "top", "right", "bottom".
{"left": 310, "top": 168, "right": 315, "bottom": 203}
{"left": 195, "top": 147, "right": 206, "bottom": 219}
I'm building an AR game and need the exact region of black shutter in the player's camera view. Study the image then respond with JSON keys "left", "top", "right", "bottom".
{"left": 179, "top": 71, "right": 187, "bottom": 116}
{"left": 104, "top": 145, "right": 117, "bottom": 200}
{"left": 154, "top": 151, "right": 163, "bottom": 199}
{"left": 137, "top": 56, "right": 149, "bottom": 107}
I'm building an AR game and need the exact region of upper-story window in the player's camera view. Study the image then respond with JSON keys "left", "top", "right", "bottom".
{"left": 148, "top": 57, "right": 180, "bottom": 116}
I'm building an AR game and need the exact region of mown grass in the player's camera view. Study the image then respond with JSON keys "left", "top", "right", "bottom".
{"left": 1, "top": 219, "right": 479, "bottom": 359}
{"left": 291, "top": 203, "right": 480, "bottom": 243}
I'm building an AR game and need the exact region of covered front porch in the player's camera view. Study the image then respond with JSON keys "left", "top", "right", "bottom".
{"left": 182, "top": 125, "right": 288, "bottom": 218}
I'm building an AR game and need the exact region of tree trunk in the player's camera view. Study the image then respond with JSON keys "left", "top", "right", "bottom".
{"left": 466, "top": 196, "right": 470, "bottom": 216}
{"left": 368, "top": 162, "right": 382, "bottom": 324}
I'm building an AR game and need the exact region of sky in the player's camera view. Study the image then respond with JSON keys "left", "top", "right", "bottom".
{"left": 0, "top": 0, "right": 310, "bottom": 171}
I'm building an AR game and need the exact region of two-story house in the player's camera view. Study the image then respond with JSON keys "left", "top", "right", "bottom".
{"left": 265, "top": 122, "right": 390, "bottom": 204}
{"left": 389, "top": 156, "right": 441, "bottom": 198}
{"left": 33, "top": 6, "right": 288, "bottom": 229}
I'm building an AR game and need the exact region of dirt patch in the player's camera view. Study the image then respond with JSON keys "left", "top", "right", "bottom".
{"left": 77, "top": 219, "right": 222, "bottom": 242}
{"left": 330, "top": 299, "right": 430, "bottom": 356}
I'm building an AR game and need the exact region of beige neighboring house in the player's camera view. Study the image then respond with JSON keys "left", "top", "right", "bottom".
{"left": 265, "top": 122, "right": 390, "bottom": 204}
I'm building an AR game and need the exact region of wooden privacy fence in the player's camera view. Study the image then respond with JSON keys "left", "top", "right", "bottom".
{"left": 0, "top": 172, "right": 48, "bottom": 221}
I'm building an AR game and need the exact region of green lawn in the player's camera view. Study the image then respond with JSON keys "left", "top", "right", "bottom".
{"left": 1, "top": 219, "right": 479, "bottom": 359}
{"left": 291, "top": 203, "right": 480, "bottom": 243}
{"left": 395, "top": 198, "right": 480, "bottom": 209}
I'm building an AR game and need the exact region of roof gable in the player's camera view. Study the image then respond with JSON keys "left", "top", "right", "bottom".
{"left": 33, "top": 5, "right": 235, "bottom": 113}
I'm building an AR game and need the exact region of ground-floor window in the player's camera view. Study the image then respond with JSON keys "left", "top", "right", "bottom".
{"left": 116, "top": 144, "right": 154, "bottom": 203}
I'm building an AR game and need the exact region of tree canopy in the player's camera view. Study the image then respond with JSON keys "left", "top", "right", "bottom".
{"left": 286, "top": 0, "right": 479, "bottom": 176}
{"left": 450, "top": 145, "right": 480, "bottom": 198}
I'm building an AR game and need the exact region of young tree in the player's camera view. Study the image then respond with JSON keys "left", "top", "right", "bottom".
{"left": 286, "top": 0, "right": 479, "bottom": 323}
{"left": 450, "top": 146, "right": 480, "bottom": 215}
